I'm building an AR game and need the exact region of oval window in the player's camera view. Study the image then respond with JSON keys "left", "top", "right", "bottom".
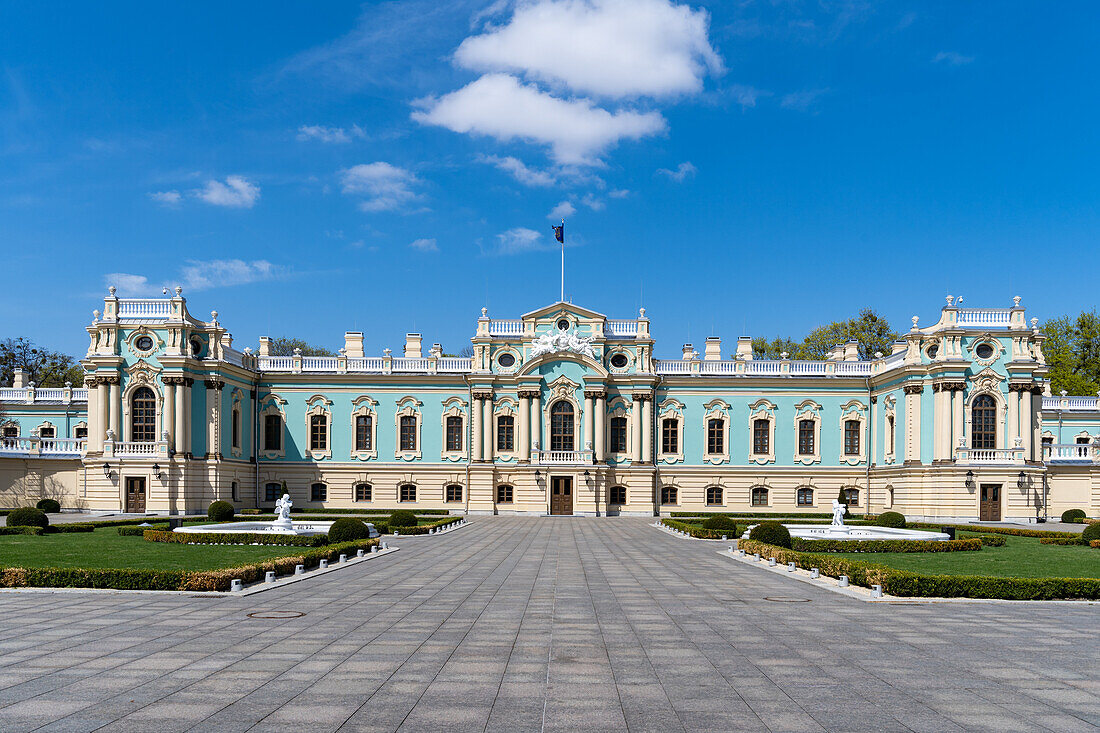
{"left": 926, "top": 345, "right": 938, "bottom": 359}
{"left": 498, "top": 353, "right": 516, "bottom": 368}
{"left": 135, "top": 335, "right": 154, "bottom": 351}
{"left": 975, "top": 343, "right": 994, "bottom": 359}
{"left": 556, "top": 318, "right": 570, "bottom": 331}
{"left": 190, "top": 338, "right": 203, "bottom": 357}
{"left": 610, "top": 353, "right": 628, "bottom": 369}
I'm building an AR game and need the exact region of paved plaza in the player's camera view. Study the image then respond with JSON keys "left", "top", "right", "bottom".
{"left": 0, "top": 517, "right": 1097, "bottom": 732}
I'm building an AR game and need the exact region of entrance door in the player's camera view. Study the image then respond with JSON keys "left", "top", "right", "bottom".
{"left": 125, "top": 477, "right": 146, "bottom": 514}
{"left": 979, "top": 484, "right": 1001, "bottom": 521}
{"left": 550, "top": 476, "right": 573, "bottom": 515}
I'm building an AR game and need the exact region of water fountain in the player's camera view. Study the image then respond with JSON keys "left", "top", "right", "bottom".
{"left": 173, "top": 493, "right": 379, "bottom": 537}
{"left": 741, "top": 500, "right": 950, "bottom": 542}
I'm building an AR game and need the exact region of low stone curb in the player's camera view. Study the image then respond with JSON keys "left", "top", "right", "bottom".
{"left": 389, "top": 518, "right": 472, "bottom": 539}
{"left": 652, "top": 520, "right": 734, "bottom": 542}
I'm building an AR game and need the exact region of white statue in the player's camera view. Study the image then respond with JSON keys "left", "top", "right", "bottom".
{"left": 831, "top": 499, "right": 847, "bottom": 527}
{"left": 273, "top": 493, "right": 293, "bottom": 527}
{"left": 530, "top": 328, "right": 596, "bottom": 359}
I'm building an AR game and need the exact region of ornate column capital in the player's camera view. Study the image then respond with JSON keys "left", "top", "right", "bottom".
{"left": 517, "top": 388, "right": 541, "bottom": 400}
{"left": 631, "top": 391, "right": 652, "bottom": 402}
{"left": 204, "top": 379, "right": 225, "bottom": 391}
{"left": 471, "top": 389, "right": 495, "bottom": 401}
{"left": 583, "top": 389, "right": 606, "bottom": 400}
{"left": 902, "top": 384, "right": 924, "bottom": 395}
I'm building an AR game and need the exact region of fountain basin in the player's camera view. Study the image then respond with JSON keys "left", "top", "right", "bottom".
{"left": 741, "top": 524, "right": 950, "bottom": 542}
{"left": 173, "top": 521, "right": 379, "bottom": 538}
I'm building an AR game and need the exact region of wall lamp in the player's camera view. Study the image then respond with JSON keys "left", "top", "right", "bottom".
{"left": 102, "top": 463, "right": 112, "bottom": 479}
{"left": 152, "top": 463, "right": 163, "bottom": 480}
{"left": 534, "top": 470, "right": 541, "bottom": 479}
{"left": 1017, "top": 471, "right": 1026, "bottom": 489}
{"left": 965, "top": 470, "right": 975, "bottom": 490}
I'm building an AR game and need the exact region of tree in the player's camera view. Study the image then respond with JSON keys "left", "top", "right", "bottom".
{"left": 0, "top": 337, "right": 84, "bottom": 387}
{"left": 1042, "top": 310, "right": 1100, "bottom": 395}
{"left": 737, "top": 310, "right": 899, "bottom": 361}
{"left": 751, "top": 336, "right": 804, "bottom": 360}
{"left": 268, "top": 338, "right": 336, "bottom": 357}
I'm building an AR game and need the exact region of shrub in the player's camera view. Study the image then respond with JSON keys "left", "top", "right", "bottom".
{"left": 118, "top": 524, "right": 169, "bottom": 536}
{"left": 790, "top": 537, "right": 981, "bottom": 553}
{"left": 702, "top": 515, "right": 738, "bottom": 532}
{"left": 0, "top": 526, "right": 44, "bottom": 536}
{"left": 748, "top": 521, "right": 791, "bottom": 549}
{"left": 836, "top": 487, "right": 850, "bottom": 518}
{"left": 1061, "top": 509, "right": 1087, "bottom": 523}
{"left": 328, "top": 518, "right": 371, "bottom": 543}
{"left": 48, "top": 523, "right": 94, "bottom": 533}
{"left": 875, "top": 511, "right": 906, "bottom": 528}
{"left": 36, "top": 499, "right": 61, "bottom": 513}
{"left": 207, "top": 501, "right": 235, "bottom": 522}
{"left": 977, "top": 534, "right": 1007, "bottom": 547}
{"left": 7, "top": 507, "right": 48, "bottom": 529}
{"left": 389, "top": 510, "right": 418, "bottom": 528}
{"left": 1082, "top": 522, "right": 1100, "bottom": 543}
{"left": 143, "top": 530, "right": 328, "bottom": 547}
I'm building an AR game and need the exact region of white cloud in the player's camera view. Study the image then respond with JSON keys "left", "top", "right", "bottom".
{"left": 413, "top": 73, "right": 666, "bottom": 165}
{"left": 549, "top": 201, "right": 576, "bottom": 220}
{"left": 608, "top": 188, "right": 630, "bottom": 198}
{"left": 728, "top": 84, "right": 770, "bottom": 109}
{"left": 581, "top": 193, "right": 604, "bottom": 211}
{"left": 409, "top": 237, "right": 439, "bottom": 252}
{"left": 493, "top": 227, "right": 545, "bottom": 255}
{"left": 148, "top": 190, "right": 181, "bottom": 207}
{"left": 454, "top": 0, "right": 723, "bottom": 99}
{"left": 340, "top": 162, "right": 422, "bottom": 212}
{"left": 657, "top": 161, "right": 697, "bottom": 182}
{"left": 780, "top": 88, "right": 828, "bottom": 111}
{"left": 297, "top": 124, "right": 366, "bottom": 143}
{"left": 933, "top": 51, "right": 974, "bottom": 66}
{"left": 106, "top": 259, "right": 282, "bottom": 296}
{"left": 194, "top": 176, "right": 260, "bottom": 208}
{"left": 477, "top": 154, "right": 557, "bottom": 186}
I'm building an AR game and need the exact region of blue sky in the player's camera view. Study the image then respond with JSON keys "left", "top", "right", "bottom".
{"left": 2, "top": 1, "right": 1098, "bottom": 359}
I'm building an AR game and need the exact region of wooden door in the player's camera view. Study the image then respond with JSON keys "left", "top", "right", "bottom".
{"left": 550, "top": 476, "right": 572, "bottom": 515}
{"left": 979, "top": 484, "right": 1000, "bottom": 521}
{"left": 125, "top": 477, "right": 146, "bottom": 514}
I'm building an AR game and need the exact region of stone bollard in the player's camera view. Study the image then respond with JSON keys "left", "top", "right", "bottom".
{"left": 787, "top": 562, "right": 796, "bottom": 572}
{"left": 838, "top": 575, "right": 849, "bottom": 588}
{"left": 721, "top": 535, "right": 727, "bottom": 541}
{"left": 381, "top": 541, "right": 388, "bottom": 550}
{"left": 753, "top": 553, "right": 760, "bottom": 561}
{"left": 728, "top": 546, "right": 733, "bottom": 553}
{"left": 265, "top": 571, "right": 276, "bottom": 583}
{"left": 370, "top": 545, "right": 378, "bottom": 553}
{"left": 319, "top": 559, "right": 329, "bottom": 570}
{"left": 339, "top": 554, "right": 347, "bottom": 564}
{"left": 871, "top": 584, "right": 883, "bottom": 598}
{"left": 230, "top": 579, "right": 243, "bottom": 592}
{"left": 357, "top": 549, "right": 365, "bottom": 558}
{"left": 810, "top": 568, "right": 820, "bottom": 579}
{"left": 768, "top": 558, "right": 776, "bottom": 567}
{"left": 738, "top": 549, "right": 746, "bottom": 557}
{"left": 294, "top": 564, "right": 305, "bottom": 575}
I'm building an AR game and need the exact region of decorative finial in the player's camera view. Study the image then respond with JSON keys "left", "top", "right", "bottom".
{"left": 92, "top": 309, "right": 100, "bottom": 321}
{"left": 174, "top": 286, "right": 182, "bottom": 296}
{"left": 293, "top": 347, "right": 302, "bottom": 356}
{"left": 1031, "top": 317, "right": 1039, "bottom": 332}
{"left": 910, "top": 316, "right": 919, "bottom": 331}
{"left": 874, "top": 351, "right": 883, "bottom": 359}
{"left": 383, "top": 347, "right": 391, "bottom": 357}
{"left": 780, "top": 351, "right": 789, "bottom": 360}
{"left": 338, "top": 347, "right": 346, "bottom": 356}
{"left": 945, "top": 295, "right": 954, "bottom": 306}
{"left": 243, "top": 347, "right": 252, "bottom": 355}
{"left": 639, "top": 307, "right": 646, "bottom": 317}
{"left": 1013, "top": 295, "right": 1021, "bottom": 307}
{"left": 108, "top": 285, "right": 116, "bottom": 297}
{"left": 211, "top": 310, "right": 218, "bottom": 321}
{"left": 1060, "top": 389, "right": 1067, "bottom": 397}
{"left": 65, "top": 381, "right": 72, "bottom": 388}
{"left": 481, "top": 307, "right": 488, "bottom": 317}
{"left": 162, "top": 287, "right": 168, "bottom": 295}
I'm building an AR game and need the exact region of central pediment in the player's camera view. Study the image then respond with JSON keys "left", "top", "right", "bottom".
{"left": 522, "top": 301, "right": 607, "bottom": 321}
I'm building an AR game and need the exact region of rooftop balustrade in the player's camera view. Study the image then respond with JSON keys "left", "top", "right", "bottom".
{"left": 1043, "top": 395, "right": 1099, "bottom": 411}
{"left": 257, "top": 355, "right": 473, "bottom": 374}
{"left": 532, "top": 449, "right": 595, "bottom": 465}
{"left": 116, "top": 299, "right": 173, "bottom": 320}
{"left": 655, "top": 357, "right": 876, "bottom": 377}
{"left": 0, "top": 387, "right": 88, "bottom": 403}
{"left": 955, "top": 308, "right": 1013, "bottom": 328}
{"left": 0, "top": 437, "right": 86, "bottom": 457}
{"left": 954, "top": 446, "right": 1026, "bottom": 465}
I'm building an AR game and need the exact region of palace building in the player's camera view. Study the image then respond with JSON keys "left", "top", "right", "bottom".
{"left": 1, "top": 289, "right": 1098, "bottom": 521}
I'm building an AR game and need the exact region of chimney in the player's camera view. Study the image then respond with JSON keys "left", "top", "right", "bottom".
{"left": 682, "top": 343, "right": 695, "bottom": 360}
{"left": 735, "top": 336, "right": 753, "bottom": 361}
{"left": 843, "top": 339, "right": 860, "bottom": 361}
{"left": 11, "top": 368, "right": 27, "bottom": 388}
{"left": 891, "top": 340, "right": 906, "bottom": 355}
{"left": 704, "top": 337, "right": 721, "bottom": 361}
{"left": 828, "top": 343, "right": 845, "bottom": 361}
{"left": 344, "top": 332, "right": 364, "bottom": 358}
{"left": 258, "top": 337, "right": 271, "bottom": 357}
{"left": 404, "top": 333, "right": 422, "bottom": 359}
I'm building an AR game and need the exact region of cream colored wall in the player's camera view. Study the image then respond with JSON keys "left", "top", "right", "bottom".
{"left": 0, "top": 459, "right": 84, "bottom": 509}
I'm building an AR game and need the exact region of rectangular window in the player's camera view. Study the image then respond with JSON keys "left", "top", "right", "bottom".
{"left": 231, "top": 409, "right": 241, "bottom": 449}
{"left": 661, "top": 418, "right": 678, "bottom": 454}
{"left": 309, "top": 415, "right": 327, "bottom": 451}
{"left": 887, "top": 415, "right": 895, "bottom": 452}
{"left": 706, "top": 486, "right": 723, "bottom": 506}
{"left": 497, "top": 416, "right": 514, "bottom": 451}
{"left": 610, "top": 416, "right": 628, "bottom": 453}
{"left": 399, "top": 484, "right": 416, "bottom": 502}
{"left": 496, "top": 484, "right": 513, "bottom": 503}
{"left": 446, "top": 484, "right": 463, "bottom": 502}
{"left": 706, "top": 419, "right": 724, "bottom": 455}
{"left": 231, "top": 481, "right": 239, "bottom": 502}
{"left": 797, "top": 488, "right": 813, "bottom": 506}
{"left": 310, "top": 483, "right": 326, "bottom": 502}
{"left": 609, "top": 485, "right": 626, "bottom": 505}
{"left": 752, "top": 419, "right": 769, "bottom": 455}
{"left": 844, "top": 420, "right": 860, "bottom": 456}
{"left": 264, "top": 483, "right": 280, "bottom": 502}
{"left": 38, "top": 426, "right": 55, "bottom": 438}
{"left": 1, "top": 426, "right": 17, "bottom": 438}
{"left": 355, "top": 415, "right": 372, "bottom": 451}
{"left": 844, "top": 488, "right": 860, "bottom": 507}
{"left": 355, "top": 483, "right": 372, "bottom": 502}
{"left": 445, "top": 415, "right": 463, "bottom": 451}
{"left": 400, "top": 415, "right": 417, "bottom": 451}
{"left": 797, "top": 419, "right": 815, "bottom": 455}
{"left": 263, "top": 414, "right": 281, "bottom": 451}
{"left": 661, "top": 486, "right": 677, "bottom": 504}
{"left": 74, "top": 426, "right": 88, "bottom": 439}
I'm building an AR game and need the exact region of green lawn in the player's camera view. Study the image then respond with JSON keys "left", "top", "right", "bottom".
{"left": 830, "top": 532, "right": 1100, "bottom": 579}
{"left": 0, "top": 527, "right": 317, "bottom": 571}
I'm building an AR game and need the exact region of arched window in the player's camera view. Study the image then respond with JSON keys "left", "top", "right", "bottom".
{"left": 445, "top": 484, "right": 463, "bottom": 502}
{"left": 609, "top": 485, "right": 627, "bottom": 505}
{"left": 355, "top": 483, "right": 372, "bottom": 502}
{"left": 131, "top": 386, "right": 156, "bottom": 442}
{"left": 705, "top": 486, "right": 723, "bottom": 506}
{"left": 609, "top": 416, "right": 628, "bottom": 453}
{"left": 399, "top": 483, "right": 416, "bottom": 502}
{"left": 310, "top": 483, "right": 327, "bottom": 501}
{"left": 264, "top": 482, "right": 281, "bottom": 502}
{"left": 972, "top": 394, "right": 997, "bottom": 449}
{"left": 550, "top": 401, "right": 574, "bottom": 451}
{"left": 496, "top": 484, "right": 513, "bottom": 503}
{"left": 843, "top": 488, "right": 860, "bottom": 507}
{"left": 796, "top": 487, "right": 813, "bottom": 506}
{"left": 751, "top": 486, "right": 768, "bottom": 507}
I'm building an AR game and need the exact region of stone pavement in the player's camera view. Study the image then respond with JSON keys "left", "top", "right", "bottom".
{"left": 0, "top": 517, "right": 1097, "bottom": 733}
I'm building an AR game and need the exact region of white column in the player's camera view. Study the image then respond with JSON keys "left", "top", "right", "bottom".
{"left": 164, "top": 382, "right": 175, "bottom": 449}
{"left": 471, "top": 396, "right": 483, "bottom": 462}
{"left": 932, "top": 386, "right": 947, "bottom": 460}
{"left": 175, "top": 379, "right": 189, "bottom": 456}
{"left": 482, "top": 395, "right": 493, "bottom": 462}
{"left": 1007, "top": 386, "right": 1020, "bottom": 451}
{"left": 631, "top": 395, "right": 642, "bottom": 463}
{"left": 99, "top": 381, "right": 110, "bottom": 442}
{"left": 530, "top": 391, "right": 541, "bottom": 455}
{"left": 594, "top": 394, "right": 606, "bottom": 461}
{"left": 87, "top": 380, "right": 101, "bottom": 452}
{"left": 952, "top": 386, "right": 964, "bottom": 452}
{"left": 1030, "top": 388, "right": 1043, "bottom": 462}
{"left": 518, "top": 393, "right": 530, "bottom": 462}
{"left": 108, "top": 378, "right": 120, "bottom": 442}
{"left": 642, "top": 396, "right": 653, "bottom": 464}
{"left": 584, "top": 391, "right": 594, "bottom": 453}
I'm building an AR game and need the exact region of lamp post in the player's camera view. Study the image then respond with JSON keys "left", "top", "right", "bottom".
{"left": 965, "top": 470, "right": 975, "bottom": 491}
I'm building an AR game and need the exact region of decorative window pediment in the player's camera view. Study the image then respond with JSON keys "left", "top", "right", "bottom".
{"left": 304, "top": 397, "right": 332, "bottom": 460}
{"left": 793, "top": 401, "right": 821, "bottom": 465}
{"left": 748, "top": 400, "right": 775, "bottom": 465}
{"left": 440, "top": 397, "right": 468, "bottom": 462}
{"left": 259, "top": 394, "right": 287, "bottom": 459}
{"left": 658, "top": 399, "right": 685, "bottom": 464}
{"left": 395, "top": 397, "right": 423, "bottom": 461}
{"left": 839, "top": 400, "right": 868, "bottom": 465}
{"left": 703, "top": 400, "right": 730, "bottom": 465}
{"left": 350, "top": 395, "right": 378, "bottom": 461}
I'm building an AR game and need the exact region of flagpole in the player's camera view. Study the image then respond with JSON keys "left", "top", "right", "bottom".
{"left": 560, "top": 218, "right": 565, "bottom": 302}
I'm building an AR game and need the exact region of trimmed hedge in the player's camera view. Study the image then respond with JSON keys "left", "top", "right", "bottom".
{"left": 670, "top": 511, "right": 869, "bottom": 520}
{"left": 748, "top": 521, "right": 791, "bottom": 549}
{"left": 118, "top": 524, "right": 169, "bottom": 536}
{"left": 659, "top": 518, "right": 738, "bottom": 539}
{"left": 702, "top": 515, "right": 738, "bottom": 531}
{"left": 874, "top": 512, "right": 906, "bottom": 528}
{"left": 269, "top": 507, "right": 451, "bottom": 516}
{"left": 46, "top": 524, "right": 94, "bottom": 534}
{"left": 328, "top": 518, "right": 371, "bottom": 543}
{"left": 143, "top": 530, "right": 329, "bottom": 547}
{"left": 976, "top": 534, "right": 1007, "bottom": 547}
{"left": 1061, "top": 509, "right": 1087, "bottom": 523}
{"left": 911, "top": 523, "right": 1077, "bottom": 539}
{"left": 738, "top": 538, "right": 1100, "bottom": 600}
{"left": 208, "top": 501, "right": 235, "bottom": 522}
{"left": 790, "top": 537, "right": 982, "bottom": 553}
{"left": 0, "top": 526, "right": 44, "bottom": 536}
{"left": 1091, "top": 540, "right": 1100, "bottom": 549}
{"left": 36, "top": 499, "right": 61, "bottom": 513}
{"left": 0, "top": 524, "right": 93, "bottom": 536}
{"left": 1040, "top": 537, "right": 1089, "bottom": 546}
{"left": 1083, "top": 523, "right": 1100, "bottom": 542}
{"left": 389, "top": 517, "right": 461, "bottom": 535}
{"left": 7, "top": 507, "right": 49, "bottom": 529}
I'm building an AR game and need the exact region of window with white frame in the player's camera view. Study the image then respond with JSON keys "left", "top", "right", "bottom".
{"left": 394, "top": 397, "right": 423, "bottom": 460}
{"left": 610, "top": 416, "right": 628, "bottom": 453}
{"left": 658, "top": 399, "right": 684, "bottom": 463}
{"left": 399, "top": 483, "right": 416, "bottom": 502}
{"left": 707, "top": 418, "right": 724, "bottom": 455}
{"left": 751, "top": 486, "right": 768, "bottom": 507}
{"left": 661, "top": 486, "right": 678, "bottom": 504}
{"left": 400, "top": 416, "right": 416, "bottom": 450}
{"left": 131, "top": 386, "right": 157, "bottom": 442}
{"left": 843, "top": 487, "right": 860, "bottom": 507}
{"left": 550, "top": 401, "right": 574, "bottom": 451}
{"left": 259, "top": 395, "right": 287, "bottom": 458}
{"left": 702, "top": 399, "right": 730, "bottom": 464}
{"left": 445, "top": 416, "right": 463, "bottom": 451}
{"left": 356, "top": 415, "right": 373, "bottom": 451}
{"left": 446, "top": 484, "right": 463, "bottom": 502}
{"left": 706, "top": 486, "right": 723, "bottom": 506}
{"left": 263, "top": 413, "right": 282, "bottom": 451}
{"left": 838, "top": 400, "right": 868, "bottom": 464}
{"left": 497, "top": 415, "right": 514, "bottom": 451}
{"left": 38, "top": 424, "right": 55, "bottom": 438}
{"left": 304, "top": 396, "right": 332, "bottom": 459}
{"left": 747, "top": 400, "right": 776, "bottom": 464}
{"left": 796, "top": 487, "right": 813, "bottom": 506}
{"left": 350, "top": 396, "right": 378, "bottom": 460}
{"left": 843, "top": 419, "right": 860, "bottom": 456}
{"left": 355, "top": 483, "right": 372, "bottom": 502}
{"left": 309, "top": 415, "right": 327, "bottom": 451}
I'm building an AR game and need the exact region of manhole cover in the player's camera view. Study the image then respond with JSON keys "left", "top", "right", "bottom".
{"left": 247, "top": 611, "right": 306, "bottom": 619}
{"left": 763, "top": 597, "right": 810, "bottom": 603}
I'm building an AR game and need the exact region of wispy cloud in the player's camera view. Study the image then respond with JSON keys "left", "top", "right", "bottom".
{"left": 193, "top": 176, "right": 260, "bottom": 208}
{"left": 608, "top": 188, "right": 630, "bottom": 199}
{"left": 728, "top": 84, "right": 771, "bottom": 109}
{"left": 549, "top": 201, "right": 576, "bottom": 220}
{"left": 339, "top": 162, "right": 422, "bottom": 212}
{"left": 581, "top": 193, "right": 604, "bottom": 211}
{"left": 105, "top": 259, "right": 283, "bottom": 296}
{"left": 409, "top": 237, "right": 439, "bottom": 252}
{"left": 657, "top": 161, "right": 697, "bottom": 182}
{"left": 297, "top": 124, "right": 366, "bottom": 143}
{"left": 477, "top": 154, "right": 557, "bottom": 186}
{"left": 780, "top": 88, "right": 828, "bottom": 112}
{"left": 491, "top": 227, "right": 546, "bottom": 255}
{"left": 933, "top": 51, "right": 974, "bottom": 66}
{"left": 148, "top": 190, "right": 182, "bottom": 207}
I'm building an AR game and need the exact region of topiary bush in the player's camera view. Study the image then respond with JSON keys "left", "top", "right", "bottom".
{"left": 747, "top": 520, "right": 791, "bottom": 549}
{"left": 35, "top": 499, "right": 61, "bottom": 513}
{"left": 701, "top": 515, "right": 738, "bottom": 532}
{"left": 8, "top": 507, "right": 49, "bottom": 529}
{"left": 328, "top": 518, "right": 371, "bottom": 543}
{"left": 1061, "top": 509, "right": 1087, "bottom": 523}
{"left": 207, "top": 501, "right": 235, "bottom": 522}
{"left": 389, "top": 510, "right": 418, "bottom": 528}
{"left": 1083, "top": 522, "right": 1100, "bottom": 543}
{"left": 875, "top": 511, "right": 906, "bottom": 528}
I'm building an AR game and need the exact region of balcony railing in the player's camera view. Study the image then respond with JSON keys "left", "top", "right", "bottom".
{"left": 0, "top": 387, "right": 88, "bottom": 403}
{"left": 654, "top": 358, "right": 875, "bottom": 377}
{"left": 1043, "top": 395, "right": 1099, "bottom": 411}
{"left": 117, "top": 299, "right": 172, "bottom": 320}
{"left": 532, "top": 449, "right": 595, "bottom": 465}
{"left": 258, "top": 355, "right": 473, "bottom": 374}
{"left": 955, "top": 446, "right": 1026, "bottom": 464}
{"left": 1043, "top": 443, "right": 1099, "bottom": 464}
{"left": 488, "top": 319, "right": 523, "bottom": 336}
{"left": 606, "top": 320, "right": 638, "bottom": 338}
{"left": 956, "top": 308, "right": 1012, "bottom": 328}
{"left": 0, "top": 437, "right": 86, "bottom": 457}
{"left": 103, "top": 440, "right": 169, "bottom": 458}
